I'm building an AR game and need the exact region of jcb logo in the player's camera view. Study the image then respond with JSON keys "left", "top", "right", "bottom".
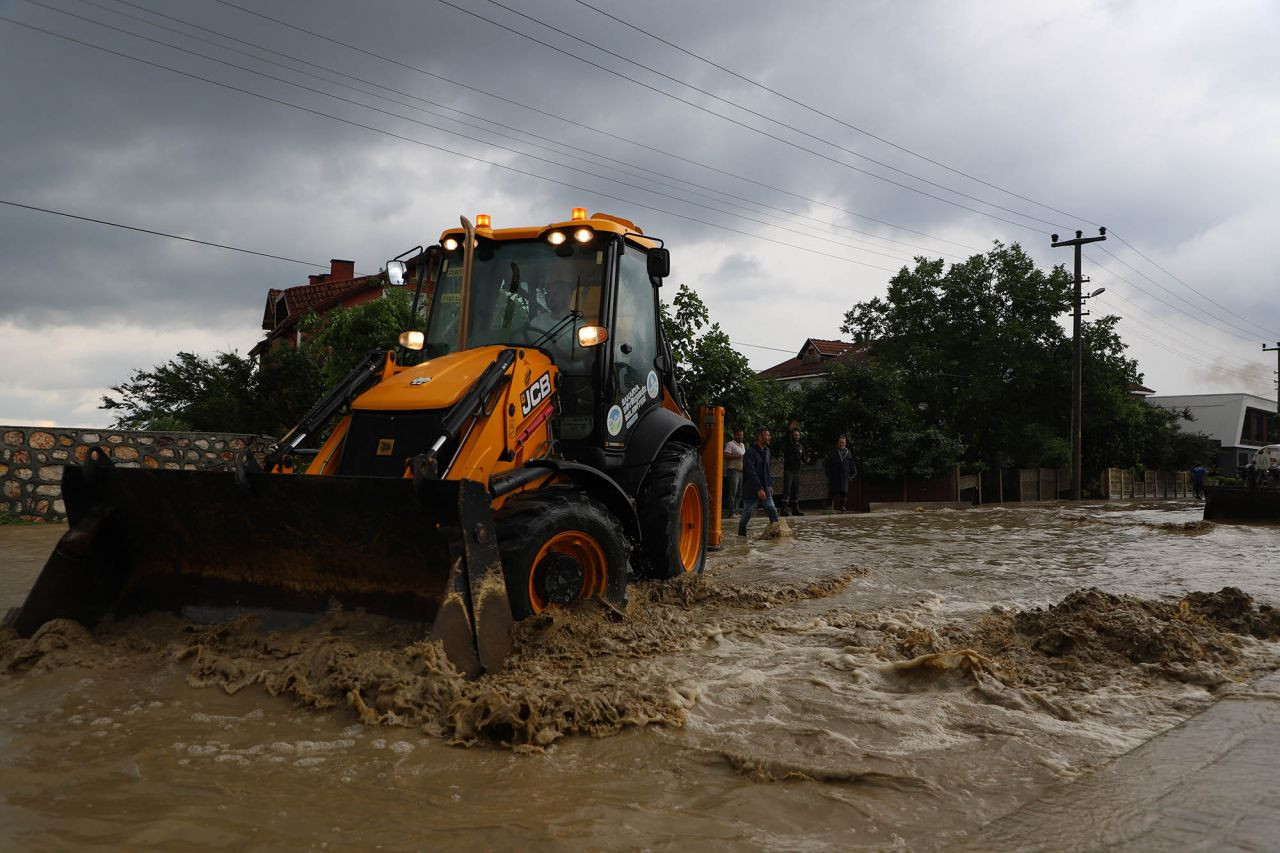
{"left": 520, "top": 372, "right": 552, "bottom": 416}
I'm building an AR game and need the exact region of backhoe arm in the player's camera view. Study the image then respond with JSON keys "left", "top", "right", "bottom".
{"left": 266, "top": 349, "right": 386, "bottom": 467}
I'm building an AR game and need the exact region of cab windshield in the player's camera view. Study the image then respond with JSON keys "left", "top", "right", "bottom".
{"left": 424, "top": 238, "right": 606, "bottom": 372}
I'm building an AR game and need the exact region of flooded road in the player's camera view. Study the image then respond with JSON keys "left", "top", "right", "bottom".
{"left": 2, "top": 502, "right": 1278, "bottom": 850}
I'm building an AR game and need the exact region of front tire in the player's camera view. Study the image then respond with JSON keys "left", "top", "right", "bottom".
{"left": 494, "top": 488, "right": 630, "bottom": 620}
{"left": 634, "top": 443, "right": 709, "bottom": 579}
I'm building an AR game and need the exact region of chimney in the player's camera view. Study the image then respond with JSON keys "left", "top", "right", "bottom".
{"left": 330, "top": 259, "right": 355, "bottom": 281}
{"left": 308, "top": 274, "right": 326, "bottom": 285}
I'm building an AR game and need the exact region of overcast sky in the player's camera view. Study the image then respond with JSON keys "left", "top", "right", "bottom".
{"left": 2, "top": 0, "right": 1278, "bottom": 427}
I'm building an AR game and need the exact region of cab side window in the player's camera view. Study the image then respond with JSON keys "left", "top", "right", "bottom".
{"left": 612, "top": 245, "right": 659, "bottom": 433}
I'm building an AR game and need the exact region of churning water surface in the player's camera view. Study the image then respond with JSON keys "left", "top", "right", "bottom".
{"left": 1, "top": 501, "right": 1277, "bottom": 850}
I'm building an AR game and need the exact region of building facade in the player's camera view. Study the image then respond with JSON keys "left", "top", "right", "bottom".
{"left": 1146, "top": 393, "right": 1279, "bottom": 472}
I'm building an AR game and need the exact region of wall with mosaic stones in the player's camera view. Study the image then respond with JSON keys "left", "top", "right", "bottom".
{"left": 1, "top": 426, "right": 274, "bottom": 522}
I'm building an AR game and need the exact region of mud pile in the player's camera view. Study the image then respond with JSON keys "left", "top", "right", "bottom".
{"left": 936, "top": 586, "right": 1280, "bottom": 690}
{"left": 1, "top": 568, "right": 859, "bottom": 751}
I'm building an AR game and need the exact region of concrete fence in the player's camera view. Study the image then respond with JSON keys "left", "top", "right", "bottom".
{"left": 1, "top": 425, "right": 275, "bottom": 522}
{"left": 742, "top": 463, "right": 1086, "bottom": 512}
{"left": 1102, "top": 468, "right": 1190, "bottom": 499}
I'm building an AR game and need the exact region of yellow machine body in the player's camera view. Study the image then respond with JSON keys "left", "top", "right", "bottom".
{"left": 9, "top": 210, "right": 724, "bottom": 677}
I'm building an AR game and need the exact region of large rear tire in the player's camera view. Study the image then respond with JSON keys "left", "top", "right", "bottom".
{"left": 634, "top": 443, "right": 709, "bottom": 579}
{"left": 494, "top": 488, "right": 630, "bottom": 620}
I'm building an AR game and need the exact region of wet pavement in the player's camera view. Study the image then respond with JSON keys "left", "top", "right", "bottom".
{"left": 1, "top": 502, "right": 1278, "bottom": 850}
{"left": 974, "top": 669, "right": 1280, "bottom": 851}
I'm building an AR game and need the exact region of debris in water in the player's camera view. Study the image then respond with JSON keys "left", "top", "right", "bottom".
{"left": 758, "top": 518, "right": 792, "bottom": 540}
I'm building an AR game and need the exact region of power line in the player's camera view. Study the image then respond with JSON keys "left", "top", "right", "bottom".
{"left": 1105, "top": 231, "right": 1280, "bottom": 339}
{"left": 1085, "top": 251, "right": 1267, "bottom": 346}
{"left": 1091, "top": 295, "right": 1267, "bottom": 383}
{"left": 27, "top": 0, "right": 919, "bottom": 268}
{"left": 0, "top": 198, "right": 326, "bottom": 267}
{"left": 731, "top": 340, "right": 800, "bottom": 355}
{"left": 474, "top": 0, "right": 1067, "bottom": 231}
{"left": 568, "top": 0, "right": 1097, "bottom": 227}
{"left": 425, "top": 0, "right": 1055, "bottom": 234}
{"left": 142, "top": 0, "right": 982, "bottom": 256}
{"left": 0, "top": 14, "right": 902, "bottom": 275}
{"left": 1097, "top": 285, "right": 1267, "bottom": 365}
{"left": 562, "top": 0, "right": 1279, "bottom": 342}
{"left": 85, "top": 0, "right": 863, "bottom": 249}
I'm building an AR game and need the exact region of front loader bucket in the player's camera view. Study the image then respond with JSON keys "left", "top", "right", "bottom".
{"left": 8, "top": 463, "right": 513, "bottom": 677}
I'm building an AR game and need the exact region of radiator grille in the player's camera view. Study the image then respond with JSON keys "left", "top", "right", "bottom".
{"left": 338, "top": 410, "right": 457, "bottom": 477}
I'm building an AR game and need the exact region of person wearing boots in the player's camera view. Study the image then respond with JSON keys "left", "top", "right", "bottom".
{"left": 738, "top": 428, "right": 780, "bottom": 536}
{"left": 824, "top": 435, "right": 857, "bottom": 512}
{"left": 780, "top": 428, "right": 805, "bottom": 517}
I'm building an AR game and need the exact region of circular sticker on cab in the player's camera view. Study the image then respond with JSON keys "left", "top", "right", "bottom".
{"left": 646, "top": 370, "right": 660, "bottom": 399}
{"left": 606, "top": 404, "right": 624, "bottom": 435}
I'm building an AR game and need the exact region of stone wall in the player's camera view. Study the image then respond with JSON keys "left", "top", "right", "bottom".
{"left": 1, "top": 426, "right": 275, "bottom": 523}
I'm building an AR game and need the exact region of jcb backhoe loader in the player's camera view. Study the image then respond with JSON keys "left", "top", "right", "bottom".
{"left": 9, "top": 209, "right": 724, "bottom": 676}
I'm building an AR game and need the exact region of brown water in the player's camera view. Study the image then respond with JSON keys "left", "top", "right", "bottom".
{"left": 2, "top": 503, "right": 1278, "bottom": 850}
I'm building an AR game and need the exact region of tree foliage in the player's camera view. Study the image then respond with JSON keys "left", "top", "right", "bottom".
{"left": 661, "top": 283, "right": 797, "bottom": 435}
{"left": 833, "top": 242, "right": 1212, "bottom": 485}
{"left": 100, "top": 291, "right": 409, "bottom": 435}
{"left": 302, "top": 288, "right": 416, "bottom": 387}
{"left": 798, "top": 357, "right": 964, "bottom": 479}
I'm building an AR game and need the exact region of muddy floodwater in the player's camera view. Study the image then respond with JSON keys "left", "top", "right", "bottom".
{"left": 2, "top": 502, "right": 1279, "bottom": 850}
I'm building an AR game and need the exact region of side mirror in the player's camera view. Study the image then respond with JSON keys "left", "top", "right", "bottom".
{"left": 386, "top": 259, "right": 407, "bottom": 286}
{"left": 647, "top": 247, "right": 670, "bottom": 280}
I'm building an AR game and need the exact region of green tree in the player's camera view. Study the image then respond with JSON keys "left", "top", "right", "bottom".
{"left": 302, "top": 288, "right": 416, "bottom": 387}
{"left": 101, "top": 290, "right": 413, "bottom": 435}
{"left": 101, "top": 350, "right": 259, "bottom": 432}
{"left": 660, "top": 283, "right": 797, "bottom": 434}
{"left": 800, "top": 357, "right": 964, "bottom": 479}
{"left": 842, "top": 242, "right": 1074, "bottom": 468}
{"left": 838, "top": 242, "right": 1211, "bottom": 484}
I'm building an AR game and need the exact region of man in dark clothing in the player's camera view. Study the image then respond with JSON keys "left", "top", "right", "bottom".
{"left": 779, "top": 429, "right": 805, "bottom": 517}
{"left": 824, "top": 435, "right": 857, "bottom": 512}
{"left": 738, "top": 428, "right": 780, "bottom": 536}
{"left": 1190, "top": 462, "right": 1206, "bottom": 500}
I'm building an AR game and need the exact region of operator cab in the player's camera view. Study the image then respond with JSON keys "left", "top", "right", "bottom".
{"left": 417, "top": 210, "right": 676, "bottom": 456}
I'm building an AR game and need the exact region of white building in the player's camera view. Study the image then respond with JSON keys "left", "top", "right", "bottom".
{"left": 1146, "top": 393, "right": 1279, "bottom": 472}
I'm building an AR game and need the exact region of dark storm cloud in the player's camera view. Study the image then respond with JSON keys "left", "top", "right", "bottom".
{"left": 2, "top": 0, "right": 1279, "bottom": 424}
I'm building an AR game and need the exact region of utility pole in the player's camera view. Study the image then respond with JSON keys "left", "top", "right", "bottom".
{"left": 1266, "top": 342, "right": 1280, "bottom": 441}
{"left": 1052, "top": 227, "right": 1107, "bottom": 500}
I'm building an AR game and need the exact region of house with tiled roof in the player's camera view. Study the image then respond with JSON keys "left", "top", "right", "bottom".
{"left": 757, "top": 338, "right": 867, "bottom": 389}
{"left": 251, "top": 259, "right": 393, "bottom": 357}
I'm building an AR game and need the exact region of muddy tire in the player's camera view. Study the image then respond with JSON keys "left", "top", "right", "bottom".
{"left": 494, "top": 487, "right": 630, "bottom": 620}
{"left": 634, "top": 443, "right": 709, "bottom": 579}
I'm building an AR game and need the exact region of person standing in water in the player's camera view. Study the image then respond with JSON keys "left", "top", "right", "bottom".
{"left": 739, "top": 428, "right": 779, "bottom": 536}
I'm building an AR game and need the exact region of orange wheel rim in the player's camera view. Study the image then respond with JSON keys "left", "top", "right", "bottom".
{"left": 528, "top": 530, "right": 607, "bottom": 613}
{"left": 677, "top": 483, "right": 704, "bottom": 572}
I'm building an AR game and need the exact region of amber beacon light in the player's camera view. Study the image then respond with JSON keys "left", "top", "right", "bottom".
{"left": 570, "top": 207, "right": 587, "bottom": 221}
{"left": 475, "top": 213, "right": 491, "bottom": 228}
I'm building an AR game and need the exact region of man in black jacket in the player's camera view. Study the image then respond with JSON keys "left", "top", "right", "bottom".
{"left": 824, "top": 435, "right": 857, "bottom": 512}
{"left": 739, "top": 428, "right": 780, "bottom": 536}
{"left": 779, "top": 428, "right": 805, "bottom": 517}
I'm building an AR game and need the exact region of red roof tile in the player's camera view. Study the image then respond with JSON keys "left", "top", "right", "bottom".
{"left": 758, "top": 343, "right": 866, "bottom": 380}
{"left": 805, "top": 338, "right": 857, "bottom": 357}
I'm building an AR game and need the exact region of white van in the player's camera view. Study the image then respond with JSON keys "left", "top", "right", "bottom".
{"left": 1252, "top": 445, "right": 1280, "bottom": 469}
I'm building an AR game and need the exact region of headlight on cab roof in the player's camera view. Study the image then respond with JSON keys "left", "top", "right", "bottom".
{"left": 547, "top": 231, "right": 567, "bottom": 246}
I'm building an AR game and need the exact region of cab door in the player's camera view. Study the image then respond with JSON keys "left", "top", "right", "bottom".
{"left": 603, "top": 241, "right": 662, "bottom": 448}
